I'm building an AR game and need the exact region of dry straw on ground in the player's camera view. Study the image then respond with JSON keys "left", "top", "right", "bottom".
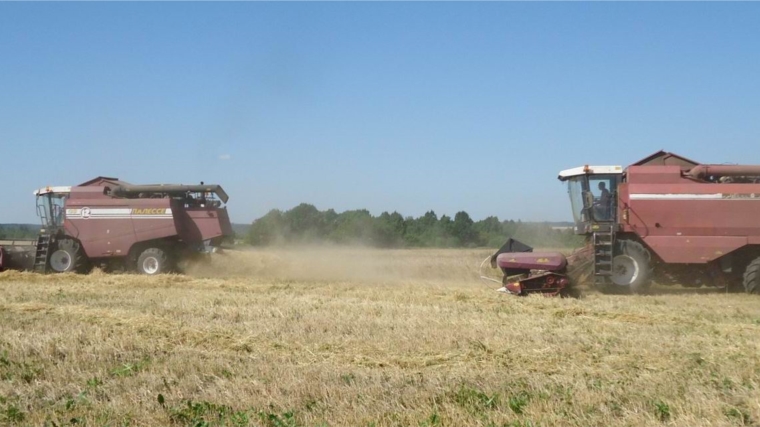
{"left": 1, "top": 247, "right": 759, "bottom": 426}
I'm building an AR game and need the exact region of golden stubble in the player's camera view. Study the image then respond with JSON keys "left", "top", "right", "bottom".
{"left": 0, "top": 248, "right": 759, "bottom": 426}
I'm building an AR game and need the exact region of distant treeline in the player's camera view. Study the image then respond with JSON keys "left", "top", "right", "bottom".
{"left": 247, "top": 204, "right": 584, "bottom": 249}
{"left": 0, "top": 224, "right": 39, "bottom": 240}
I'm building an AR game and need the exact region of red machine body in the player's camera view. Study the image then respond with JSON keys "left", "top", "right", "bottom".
{"left": 619, "top": 165, "right": 760, "bottom": 264}
{"left": 63, "top": 177, "right": 233, "bottom": 259}
{"left": 557, "top": 150, "right": 760, "bottom": 293}
{"left": 489, "top": 151, "right": 760, "bottom": 295}
{"left": 0, "top": 176, "right": 234, "bottom": 275}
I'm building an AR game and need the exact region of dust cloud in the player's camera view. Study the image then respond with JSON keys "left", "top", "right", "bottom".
{"left": 182, "top": 246, "right": 495, "bottom": 284}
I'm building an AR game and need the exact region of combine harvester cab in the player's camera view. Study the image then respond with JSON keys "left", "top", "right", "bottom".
{"left": 0, "top": 176, "right": 234, "bottom": 275}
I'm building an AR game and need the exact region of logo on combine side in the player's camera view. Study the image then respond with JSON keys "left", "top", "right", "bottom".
{"left": 81, "top": 207, "right": 91, "bottom": 219}
{"left": 131, "top": 208, "right": 168, "bottom": 215}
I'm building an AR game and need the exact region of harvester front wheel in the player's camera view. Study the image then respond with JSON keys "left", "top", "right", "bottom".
{"left": 611, "top": 240, "right": 652, "bottom": 294}
{"left": 743, "top": 257, "right": 760, "bottom": 294}
{"left": 50, "top": 239, "right": 89, "bottom": 273}
{"left": 137, "top": 248, "right": 169, "bottom": 275}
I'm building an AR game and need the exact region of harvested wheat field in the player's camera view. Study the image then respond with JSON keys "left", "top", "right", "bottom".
{"left": 1, "top": 247, "right": 759, "bottom": 427}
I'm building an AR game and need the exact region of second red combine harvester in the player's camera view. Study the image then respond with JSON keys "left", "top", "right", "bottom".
{"left": 490, "top": 151, "right": 760, "bottom": 295}
{"left": 0, "top": 176, "right": 234, "bottom": 275}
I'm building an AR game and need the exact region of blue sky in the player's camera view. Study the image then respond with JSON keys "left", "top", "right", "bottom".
{"left": 1, "top": 3, "right": 759, "bottom": 224}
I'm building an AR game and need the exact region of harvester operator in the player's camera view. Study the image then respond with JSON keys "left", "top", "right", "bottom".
{"left": 596, "top": 182, "right": 611, "bottom": 220}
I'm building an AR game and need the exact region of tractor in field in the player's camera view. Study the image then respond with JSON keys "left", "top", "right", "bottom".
{"left": 487, "top": 151, "right": 760, "bottom": 295}
{"left": 0, "top": 176, "right": 233, "bottom": 275}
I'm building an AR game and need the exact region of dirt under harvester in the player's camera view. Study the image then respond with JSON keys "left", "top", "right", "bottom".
{"left": 481, "top": 238, "right": 593, "bottom": 297}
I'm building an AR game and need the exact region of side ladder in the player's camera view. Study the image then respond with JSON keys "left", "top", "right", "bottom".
{"left": 33, "top": 233, "right": 52, "bottom": 273}
{"left": 593, "top": 226, "right": 615, "bottom": 286}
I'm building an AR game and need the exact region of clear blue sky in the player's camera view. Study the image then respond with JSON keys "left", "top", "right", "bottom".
{"left": 2, "top": 3, "right": 759, "bottom": 224}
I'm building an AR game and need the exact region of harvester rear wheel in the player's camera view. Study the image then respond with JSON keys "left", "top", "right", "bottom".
{"left": 50, "top": 239, "right": 89, "bottom": 273}
{"left": 137, "top": 248, "right": 169, "bottom": 275}
{"left": 742, "top": 257, "right": 760, "bottom": 294}
{"left": 610, "top": 240, "right": 652, "bottom": 294}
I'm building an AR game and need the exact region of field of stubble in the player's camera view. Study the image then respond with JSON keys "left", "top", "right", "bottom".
{"left": 1, "top": 247, "right": 759, "bottom": 427}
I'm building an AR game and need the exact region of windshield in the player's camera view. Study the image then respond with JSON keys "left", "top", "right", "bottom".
{"left": 567, "top": 177, "right": 585, "bottom": 224}
{"left": 37, "top": 194, "right": 67, "bottom": 228}
{"left": 565, "top": 174, "right": 619, "bottom": 225}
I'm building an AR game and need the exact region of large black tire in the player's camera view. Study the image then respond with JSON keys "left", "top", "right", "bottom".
{"left": 743, "top": 257, "right": 760, "bottom": 294}
{"left": 609, "top": 240, "right": 652, "bottom": 294}
{"left": 137, "top": 248, "right": 169, "bottom": 275}
{"left": 49, "top": 239, "right": 89, "bottom": 273}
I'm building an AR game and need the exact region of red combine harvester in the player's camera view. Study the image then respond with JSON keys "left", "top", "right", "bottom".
{"left": 0, "top": 176, "right": 233, "bottom": 275}
{"left": 488, "top": 151, "right": 760, "bottom": 295}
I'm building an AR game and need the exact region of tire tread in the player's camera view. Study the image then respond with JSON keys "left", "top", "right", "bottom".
{"left": 608, "top": 239, "right": 652, "bottom": 294}
{"left": 53, "top": 239, "right": 89, "bottom": 273}
{"left": 137, "top": 247, "right": 168, "bottom": 275}
{"left": 743, "top": 257, "right": 760, "bottom": 294}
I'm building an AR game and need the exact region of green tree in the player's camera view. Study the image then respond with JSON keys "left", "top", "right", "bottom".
{"left": 374, "top": 211, "right": 405, "bottom": 247}
{"left": 435, "top": 215, "right": 457, "bottom": 247}
{"left": 452, "top": 211, "right": 477, "bottom": 247}
{"left": 246, "top": 209, "right": 284, "bottom": 246}
{"left": 329, "top": 209, "right": 374, "bottom": 244}
{"left": 283, "top": 203, "right": 325, "bottom": 242}
{"left": 474, "top": 216, "right": 504, "bottom": 247}
{"left": 403, "top": 210, "right": 438, "bottom": 247}
{"left": 243, "top": 204, "right": 582, "bottom": 249}
{"left": 0, "top": 224, "right": 39, "bottom": 240}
